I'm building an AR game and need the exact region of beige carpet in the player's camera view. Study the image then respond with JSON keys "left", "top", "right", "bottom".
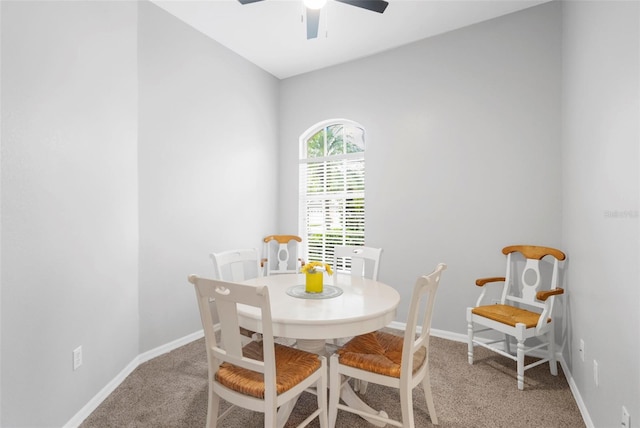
{"left": 80, "top": 334, "right": 585, "bottom": 427}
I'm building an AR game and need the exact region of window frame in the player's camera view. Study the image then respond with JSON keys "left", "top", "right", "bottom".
{"left": 298, "top": 119, "right": 366, "bottom": 266}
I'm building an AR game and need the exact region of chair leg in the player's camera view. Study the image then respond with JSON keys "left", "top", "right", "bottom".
{"left": 517, "top": 339, "right": 525, "bottom": 390}
{"left": 421, "top": 367, "right": 438, "bottom": 425}
{"left": 207, "top": 387, "right": 220, "bottom": 428}
{"left": 466, "top": 314, "right": 474, "bottom": 365}
{"left": 355, "top": 380, "right": 369, "bottom": 394}
{"left": 265, "top": 405, "right": 278, "bottom": 428}
{"left": 504, "top": 334, "right": 511, "bottom": 355}
{"left": 399, "top": 382, "right": 415, "bottom": 428}
{"left": 328, "top": 354, "right": 341, "bottom": 428}
{"left": 317, "top": 365, "right": 329, "bottom": 428}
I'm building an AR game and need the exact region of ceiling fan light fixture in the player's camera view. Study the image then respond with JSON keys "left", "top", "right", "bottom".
{"left": 304, "top": 0, "right": 327, "bottom": 10}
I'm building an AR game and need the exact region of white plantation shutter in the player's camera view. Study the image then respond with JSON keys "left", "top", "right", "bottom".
{"left": 299, "top": 121, "right": 365, "bottom": 265}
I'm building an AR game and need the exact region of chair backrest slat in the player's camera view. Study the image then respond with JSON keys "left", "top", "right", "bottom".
{"left": 210, "top": 248, "right": 261, "bottom": 282}
{"left": 188, "top": 276, "right": 276, "bottom": 384}
{"left": 402, "top": 263, "right": 446, "bottom": 382}
{"left": 263, "top": 235, "right": 303, "bottom": 275}
{"left": 499, "top": 245, "right": 566, "bottom": 333}
{"left": 333, "top": 245, "right": 383, "bottom": 280}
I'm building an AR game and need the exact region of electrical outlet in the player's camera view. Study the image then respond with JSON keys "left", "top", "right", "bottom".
{"left": 579, "top": 339, "right": 585, "bottom": 362}
{"left": 621, "top": 406, "right": 630, "bottom": 428}
{"left": 73, "top": 346, "right": 83, "bottom": 370}
{"left": 593, "top": 360, "right": 599, "bottom": 386}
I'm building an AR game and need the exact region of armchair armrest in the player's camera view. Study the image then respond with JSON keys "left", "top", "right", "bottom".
{"left": 475, "top": 277, "right": 506, "bottom": 287}
{"left": 473, "top": 277, "right": 506, "bottom": 308}
{"left": 536, "top": 288, "right": 564, "bottom": 301}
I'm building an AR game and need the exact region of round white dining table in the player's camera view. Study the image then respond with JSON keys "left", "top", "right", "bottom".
{"left": 239, "top": 272, "right": 400, "bottom": 354}
{"left": 240, "top": 272, "right": 400, "bottom": 427}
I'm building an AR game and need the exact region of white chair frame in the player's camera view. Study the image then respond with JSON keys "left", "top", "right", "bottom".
{"left": 262, "top": 235, "right": 304, "bottom": 275}
{"left": 210, "top": 248, "right": 262, "bottom": 282}
{"left": 210, "top": 248, "right": 262, "bottom": 342}
{"left": 329, "top": 263, "right": 446, "bottom": 428}
{"left": 330, "top": 245, "right": 383, "bottom": 354}
{"left": 333, "top": 245, "right": 382, "bottom": 281}
{"left": 466, "top": 245, "right": 566, "bottom": 390}
{"left": 189, "top": 275, "right": 328, "bottom": 428}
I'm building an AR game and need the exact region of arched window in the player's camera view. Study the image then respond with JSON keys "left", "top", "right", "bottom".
{"left": 299, "top": 120, "right": 365, "bottom": 264}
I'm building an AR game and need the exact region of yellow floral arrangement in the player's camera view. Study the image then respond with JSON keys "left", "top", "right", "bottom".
{"left": 301, "top": 261, "right": 333, "bottom": 275}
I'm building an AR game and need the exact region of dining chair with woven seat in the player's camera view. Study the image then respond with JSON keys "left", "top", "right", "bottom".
{"left": 210, "top": 248, "right": 262, "bottom": 342}
{"left": 262, "top": 235, "right": 305, "bottom": 276}
{"left": 467, "top": 245, "right": 566, "bottom": 390}
{"left": 329, "top": 263, "right": 446, "bottom": 428}
{"left": 333, "top": 245, "right": 382, "bottom": 281}
{"left": 188, "top": 275, "right": 328, "bottom": 428}
{"left": 330, "top": 244, "right": 384, "bottom": 392}
{"left": 210, "top": 248, "right": 261, "bottom": 282}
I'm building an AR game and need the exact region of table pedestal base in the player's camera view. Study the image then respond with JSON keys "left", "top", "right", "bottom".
{"left": 338, "top": 378, "right": 389, "bottom": 427}
{"left": 296, "top": 339, "right": 329, "bottom": 356}
{"left": 287, "top": 339, "right": 388, "bottom": 427}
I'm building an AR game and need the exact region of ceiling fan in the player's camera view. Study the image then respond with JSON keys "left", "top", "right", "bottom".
{"left": 237, "top": 0, "right": 389, "bottom": 40}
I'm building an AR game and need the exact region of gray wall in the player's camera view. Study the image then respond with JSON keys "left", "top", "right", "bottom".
{"left": 137, "top": 2, "right": 279, "bottom": 354}
{"left": 0, "top": 1, "right": 279, "bottom": 426}
{"left": 1, "top": 2, "right": 139, "bottom": 426}
{"left": 279, "top": 2, "right": 563, "bottom": 335}
{"left": 562, "top": 1, "right": 640, "bottom": 426}
{"left": 2, "top": 0, "right": 638, "bottom": 426}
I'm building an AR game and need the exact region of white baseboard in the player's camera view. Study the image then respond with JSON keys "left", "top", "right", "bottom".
{"left": 558, "top": 355, "right": 594, "bottom": 428}
{"left": 63, "top": 357, "right": 140, "bottom": 428}
{"left": 64, "top": 329, "right": 204, "bottom": 428}
{"left": 387, "top": 321, "right": 469, "bottom": 343}
{"left": 138, "top": 329, "right": 204, "bottom": 365}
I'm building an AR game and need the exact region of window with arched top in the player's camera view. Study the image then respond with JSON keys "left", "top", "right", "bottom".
{"left": 299, "top": 120, "right": 365, "bottom": 264}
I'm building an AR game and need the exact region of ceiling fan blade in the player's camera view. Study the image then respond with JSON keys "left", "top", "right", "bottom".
{"left": 306, "top": 7, "right": 321, "bottom": 40}
{"left": 237, "top": 0, "right": 264, "bottom": 4}
{"left": 334, "top": 0, "right": 388, "bottom": 13}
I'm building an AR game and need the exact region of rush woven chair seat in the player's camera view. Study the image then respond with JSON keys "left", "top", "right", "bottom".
{"left": 329, "top": 263, "right": 446, "bottom": 428}
{"left": 189, "top": 276, "right": 328, "bottom": 428}
{"left": 216, "top": 341, "right": 321, "bottom": 399}
{"left": 466, "top": 245, "right": 566, "bottom": 390}
{"left": 471, "top": 304, "right": 552, "bottom": 328}
{"left": 336, "top": 331, "right": 426, "bottom": 378}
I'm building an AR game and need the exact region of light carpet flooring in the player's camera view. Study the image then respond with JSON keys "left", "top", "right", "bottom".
{"left": 80, "top": 333, "right": 585, "bottom": 427}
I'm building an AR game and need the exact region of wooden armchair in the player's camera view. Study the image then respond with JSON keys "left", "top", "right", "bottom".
{"left": 261, "top": 235, "right": 305, "bottom": 275}
{"left": 466, "top": 245, "right": 566, "bottom": 390}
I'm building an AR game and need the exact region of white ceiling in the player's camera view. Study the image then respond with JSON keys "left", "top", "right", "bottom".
{"left": 153, "top": 0, "right": 551, "bottom": 79}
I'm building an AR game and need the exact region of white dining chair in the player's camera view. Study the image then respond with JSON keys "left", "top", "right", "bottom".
{"left": 189, "top": 275, "right": 328, "bottom": 428}
{"left": 210, "top": 248, "right": 262, "bottom": 282}
{"left": 329, "top": 263, "right": 446, "bottom": 428}
{"left": 210, "top": 248, "right": 262, "bottom": 342}
{"left": 333, "top": 245, "right": 382, "bottom": 281}
{"left": 331, "top": 245, "right": 383, "bottom": 366}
